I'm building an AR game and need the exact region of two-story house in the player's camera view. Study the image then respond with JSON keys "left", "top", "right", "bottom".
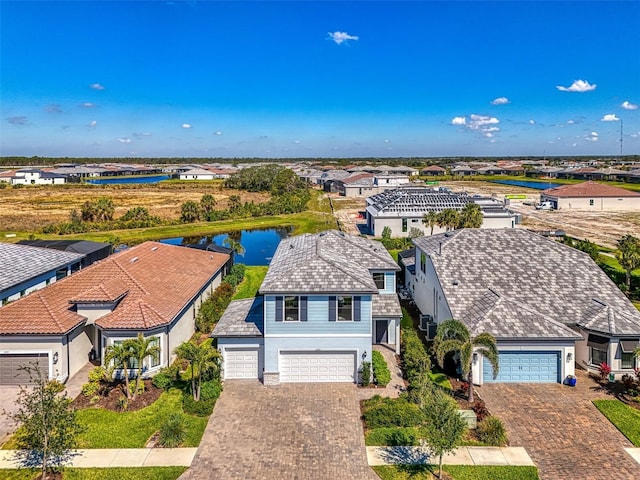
{"left": 212, "top": 230, "right": 402, "bottom": 385}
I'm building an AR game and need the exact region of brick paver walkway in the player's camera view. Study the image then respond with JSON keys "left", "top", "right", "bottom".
{"left": 180, "top": 381, "right": 378, "bottom": 480}
{"left": 477, "top": 369, "right": 640, "bottom": 480}
{"left": 357, "top": 344, "right": 406, "bottom": 401}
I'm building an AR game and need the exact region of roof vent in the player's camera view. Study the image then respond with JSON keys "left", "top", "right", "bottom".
{"left": 289, "top": 244, "right": 294, "bottom": 249}
{"left": 130, "top": 257, "right": 138, "bottom": 263}
{"left": 151, "top": 246, "right": 158, "bottom": 251}
{"left": 453, "top": 280, "right": 459, "bottom": 286}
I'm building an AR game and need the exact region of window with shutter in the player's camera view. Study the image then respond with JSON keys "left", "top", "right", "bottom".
{"left": 329, "top": 296, "right": 337, "bottom": 322}
{"left": 275, "top": 296, "right": 283, "bottom": 322}
{"left": 300, "top": 296, "right": 308, "bottom": 322}
{"left": 353, "top": 296, "right": 361, "bottom": 322}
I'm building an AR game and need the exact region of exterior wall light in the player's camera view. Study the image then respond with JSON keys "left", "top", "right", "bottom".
{"left": 567, "top": 352, "right": 573, "bottom": 363}
{"left": 472, "top": 352, "right": 478, "bottom": 362}
{"left": 53, "top": 352, "right": 59, "bottom": 364}
{"left": 362, "top": 351, "right": 367, "bottom": 361}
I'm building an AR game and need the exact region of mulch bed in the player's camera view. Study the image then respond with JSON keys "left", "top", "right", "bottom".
{"left": 590, "top": 374, "right": 640, "bottom": 412}
{"left": 72, "top": 379, "right": 163, "bottom": 411}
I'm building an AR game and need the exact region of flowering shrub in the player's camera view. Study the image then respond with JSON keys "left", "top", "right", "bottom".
{"left": 599, "top": 362, "right": 611, "bottom": 381}
{"left": 634, "top": 367, "right": 640, "bottom": 382}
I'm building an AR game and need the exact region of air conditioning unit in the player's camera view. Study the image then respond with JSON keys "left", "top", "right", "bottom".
{"left": 419, "top": 314, "right": 433, "bottom": 332}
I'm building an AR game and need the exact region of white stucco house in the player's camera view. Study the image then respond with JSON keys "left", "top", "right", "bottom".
{"left": 9, "top": 169, "right": 66, "bottom": 185}
{"left": 540, "top": 181, "right": 640, "bottom": 211}
{"left": 0, "top": 242, "right": 230, "bottom": 385}
{"left": 409, "top": 229, "right": 640, "bottom": 384}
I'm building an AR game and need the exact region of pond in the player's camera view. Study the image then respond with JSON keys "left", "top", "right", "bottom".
{"left": 490, "top": 179, "right": 564, "bottom": 190}
{"left": 86, "top": 175, "right": 170, "bottom": 185}
{"left": 160, "top": 227, "right": 292, "bottom": 266}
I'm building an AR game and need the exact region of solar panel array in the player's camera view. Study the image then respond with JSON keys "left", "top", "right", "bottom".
{"left": 368, "top": 187, "right": 471, "bottom": 214}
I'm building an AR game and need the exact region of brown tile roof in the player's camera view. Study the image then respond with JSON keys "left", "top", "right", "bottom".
{"left": 421, "top": 165, "right": 446, "bottom": 172}
{"left": 0, "top": 242, "right": 229, "bottom": 335}
{"left": 543, "top": 181, "right": 640, "bottom": 198}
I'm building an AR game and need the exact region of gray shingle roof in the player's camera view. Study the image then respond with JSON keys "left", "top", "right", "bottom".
{"left": 413, "top": 229, "right": 640, "bottom": 337}
{"left": 259, "top": 230, "right": 399, "bottom": 294}
{"left": 372, "top": 294, "right": 402, "bottom": 318}
{"left": 211, "top": 297, "right": 264, "bottom": 337}
{"left": 0, "top": 242, "right": 84, "bottom": 293}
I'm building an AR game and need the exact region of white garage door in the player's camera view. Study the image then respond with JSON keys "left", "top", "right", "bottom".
{"left": 224, "top": 348, "right": 259, "bottom": 379}
{"left": 280, "top": 351, "right": 356, "bottom": 383}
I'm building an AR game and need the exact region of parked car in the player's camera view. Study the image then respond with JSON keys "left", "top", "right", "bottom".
{"left": 535, "top": 201, "right": 554, "bottom": 210}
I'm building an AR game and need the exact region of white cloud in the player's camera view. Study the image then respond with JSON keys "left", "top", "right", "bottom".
{"left": 133, "top": 132, "right": 152, "bottom": 138}
{"left": 567, "top": 119, "right": 575, "bottom": 124}
{"left": 117, "top": 137, "right": 132, "bottom": 143}
{"left": 452, "top": 114, "right": 500, "bottom": 138}
{"left": 214, "top": 131, "right": 223, "bottom": 135}
{"left": 490, "top": 97, "right": 510, "bottom": 105}
{"left": 328, "top": 31, "right": 359, "bottom": 45}
{"left": 451, "top": 116, "right": 466, "bottom": 126}
{"left": 44, "top": 104, "right": 62, "bottom": 113}
{"left": 89, "top": 120, "right": 97, "bottom": 128}
{"left": 622, "top": 101, "right": 638, "bottom": 110}
{"left": 182, "top": 123, "right": 192, "bottom": 129}
{"left": 7, "top": 116, "right": 29, "bottom": 125}
{"left": 81, "top": 102, "right": 95, "bottom": 108}
{"left": 601, "top": 114, "right": 620, "bottom": 122}
{"left": 90, "top": 83, "right": 105, "bottom": 90}
{"left": 556, "top": 79, "right": 597, "bottom": 92}
{"left": 529, "top": 119, "right": 535, "bottom": 125}
{"left": 585, "top": 131, "right": 599, "bottom": 142}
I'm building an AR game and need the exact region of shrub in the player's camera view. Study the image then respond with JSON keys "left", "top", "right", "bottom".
{"left": 81, "top": 381, "right": 100, "bottom": 398}
{"left": 599, "top": 362, "right": 612, "bottom": 381}
{"left": 372, "top": 351, "right": 391, "bottom": 387}
{"left": 361, "top": 361, "right": 371, "bottom": 387}
{"left": 116, "top": 395, "right": 128, "bottom": 412}
{"left": 152, "top": 371, "right": 174, "bottom": 390}
{"left": 476, "top": 416, "right": 508, "bottom": 446}
{"left": 182, "top": 392, "right": 215, "bottom": 416}
{"left": 366, "top": 427, "right": 422, "bottom": 446}
{"left": 88, "top": 366, "right": 108, "bottom": 383}
{"left": 159, "top": 413, "right": 187, "bottom": 448}
{"left": 622, "top": 374, "right": 636, "bottom": 390}
{"left": 472, "top": 400, "right": 490, "bottom": 422}
{"left": 362, "top": 396, "right": 425, "bottom": 429}
{"left": 401, "top": 328, "right": 431, "bottom": 386}
{"left": 390, "top": 428, "right": 419, "bottom": 446}
{"left": 199, "top": 379, "right": 222, "bottom": 401}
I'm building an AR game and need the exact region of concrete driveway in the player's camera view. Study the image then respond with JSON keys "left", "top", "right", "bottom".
{"left": 0, "top": 386, "right": 21, "bottom": 445}
{"left": 478, "top": 370, "right": 640, "bottom": 480}
{"left": 181, "top": 381, "right": 378, "bottom": 480}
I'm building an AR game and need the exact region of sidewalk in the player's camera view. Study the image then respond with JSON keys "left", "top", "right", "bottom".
{"left": 367, "top": 446, "right": 535, "bottom": 467}
{"left": 0, "top": 448, "right": 197, "bottom": 469}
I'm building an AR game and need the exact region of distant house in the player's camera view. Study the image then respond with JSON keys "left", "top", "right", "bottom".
{"left": 0, "top": 242, "right": 230, "bottom": 385}
{"left": 0, "top": 243, "right": 84, "bottom": 306}
{"left": 177, "top": 168, "right": 216, "bottom": 180}
{"left": 365, "top": 186, "right": 517, "bottom": 237}
{"left": 410, "top": 229, "right": 640, "bottom": 384}
{"left": 9, "top": 169, "right": 66, "bottom": 185}
{"left": 450, "top": 166, "right": 477, "bottom": 176}
{"left": 421, "top": 165, "right": 447, "bottom": 176}
{"left": 540, "top": 181, "right": 640, "bottom": 211}
{"left": 213, "top": 230, "right": 401, "bottom": 384}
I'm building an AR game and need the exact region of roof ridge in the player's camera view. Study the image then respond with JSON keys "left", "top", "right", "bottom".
{"left": 316, "top": 236, "right": 375, "bottom": 291}
{"left": 36, "top": 291, "right": 67, "bottom": 332}
{"left": 112, "top": 258, "right": 148, "bottom": 295}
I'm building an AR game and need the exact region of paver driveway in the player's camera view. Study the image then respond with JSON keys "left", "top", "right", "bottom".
{"left": 0, "top": 386, "right": 20, "bottom": 445}
{"left": 180, "top": 380, "right": 378, "bottom": 480}
{"left": 478, "top": 370, "right": 640, "bottom": 480}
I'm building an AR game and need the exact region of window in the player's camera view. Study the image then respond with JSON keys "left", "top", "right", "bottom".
{"left": 337, "top": 296, "right": 352, "bottom": 321}
{"left": 284, "top": 296, "right": 299, "bottom": 321}
{"left": 402, "top": 218, "right": 407, "bottom": 232}
{"left": 373, "top": 272, "right": 385, "bottom": 290}
{"left": 622, "top": 352, "right": 635, "bottom": 369}
{"left": 149, "top": 336, "right": 161, "bottom": 368}
{"left": 590, "top": 347, "right": 607, "bottom": 366}
{"left": 589, "top": 199, "right": 594, "bottom": 206}
{"left": 420, "top": 252, "right": 426, "bottom": 274}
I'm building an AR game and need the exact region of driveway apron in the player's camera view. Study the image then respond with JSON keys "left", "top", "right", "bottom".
{"left": 478, "top": 371, "right": 640, "bottom": 480}
{"left": 181, "top": 381, "right": 378, "bottom": 480}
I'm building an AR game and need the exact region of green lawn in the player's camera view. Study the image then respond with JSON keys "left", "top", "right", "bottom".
{"left": 0, "top": 467, "right": 187, "bottom": 480}
{"left": 233, "top": 266, "right": 268, "bottom": 300}
{"left": 75, "top": 389, "right": 208, "bottom": 448}
{"left": 593, "top": 399, "right": 640, "bottom": 446}
{"left": 373, "top": 465, "right": 539, "bottom": 480}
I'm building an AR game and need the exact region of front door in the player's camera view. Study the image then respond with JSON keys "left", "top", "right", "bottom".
{"left": 375, "top": 320, "right": 388, "bottom": 343}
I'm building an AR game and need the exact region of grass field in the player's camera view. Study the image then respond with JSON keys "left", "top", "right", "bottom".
{"left": 0, "top": 467, "right": 187, "bottom": 480}
{"left": 593, "top": 399, "right": 640, "bottom": 446}
{"left": 373, "top": 465, "right": 539, "bottom": 479}
{"left": 233, "top": 266, "right": 268, "bottom": 300}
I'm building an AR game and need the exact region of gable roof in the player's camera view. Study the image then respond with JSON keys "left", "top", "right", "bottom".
{"left": 259, "top": 230, "right": 399, "bottom": 294}
{"left": 413, "top": 229, "right": 640, "bottom": 337}
{"left": 0, "top": 242, "right": 229, "bottom": 335}
{"left": 543, "top": 181, "right": 640, "bottom": 198}
{"left": 0, "top": 243, "right": 84, "bottom": 294}
{"left": 212, "top": 297, "right": 264, "bottom": 337}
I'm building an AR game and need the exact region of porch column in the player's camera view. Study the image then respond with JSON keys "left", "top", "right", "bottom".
{"left": 395, "top": 319, "right": 401, "bottom": 355}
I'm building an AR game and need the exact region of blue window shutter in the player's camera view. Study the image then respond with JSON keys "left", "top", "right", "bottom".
{"left": 300, "top": 296, "right": 308, "bottom": 322}
{"left": 354, "top": 296, "right": 361, "bottom": 322}
{"left": 275, "top": 296, "right": 283, "bottom": 322}
{"left": 329, "top": 296, "right": 336, "bottom": 322}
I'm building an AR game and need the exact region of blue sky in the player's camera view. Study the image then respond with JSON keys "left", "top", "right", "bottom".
{"left": 1, "top": 1, "right": 639, "bottom": 158}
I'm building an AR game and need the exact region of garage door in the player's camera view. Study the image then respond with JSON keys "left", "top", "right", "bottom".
{"left": 280, "top": 351, "right": 356, "bottom": 383}
{"left": 224, "top": 348, "right": 258, "bottom": 379}
{"left": 0, "top": 353, "right": 49, "bottom": 385}
{"left": 483, "top": 351, "right": 560, "bottom": 383}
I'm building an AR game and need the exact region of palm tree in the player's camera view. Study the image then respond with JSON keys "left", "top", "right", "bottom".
{"left": 180, "top": 200, "right": 201, "bottom": 223}
{"left": 223, "top": 237, "right": 245, "bottom": 257}
{"left": 174, "top": 340, "right": 221, "bottom": 401}
{"left": 616, "top": 234, "right": 640, "bottom": 295}
{"left": 458, "top": 203, "right": 483, "bottom": 228}
{"left": 422, "top": 210, "right": 439, "bottom": 236}
{"left": 104, "top": 341, "right": 135, "bottom": 399}
{"left": 127, "top": 333, "right": 161, "bottom": 400}
{"left": 437, "top": 209, "right": 460, "bottom": 232}
{"left": 433, "top": 319, "right": 499, "bottom": 403}
{"left": 200, "top": 194, "right": 217, "bottom": 219}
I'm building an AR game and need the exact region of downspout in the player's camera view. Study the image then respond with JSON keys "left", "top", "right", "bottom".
{"left": 66, "top": 332, "right": 70, "bottom": 382}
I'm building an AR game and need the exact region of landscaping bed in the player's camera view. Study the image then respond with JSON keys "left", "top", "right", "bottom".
{"left": 72, "top": 379, "right": 162, "bottom": 412}
{"left": 593, "top": 399, "right": 640, "bottom": 446}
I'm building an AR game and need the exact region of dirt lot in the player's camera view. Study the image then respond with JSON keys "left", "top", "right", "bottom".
{"left": 0, "top": 183, "right": 270, "bottom": 232}
{"left": 331, "top": 181, "right": 640, "bottom": 248}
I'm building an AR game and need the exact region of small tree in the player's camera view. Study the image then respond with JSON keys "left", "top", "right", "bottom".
{"left": 422, "top": 388, "right": 466, "bottom": 479}
{"left": 180, "top": 200, "right": 201, "bottom": 223}
{"left": 128, "top": 333, "right": 161, "bottom": 400}
{"left": 104, "top": 341, "right": 135, "bottom": 400}
{"left": 174, "top": 340, "right": 221, "bottom": 401}
{"left": 457, "top": 203, "right": 483, "bottom": 229}
{"left": 422, "top": 210, "right": 439, "bottom": 236}
{"left": 8, "top": 364, "right": 85, "bottom": 480}
{"left": 437, "top": 208, "right": 460, "bottom": 232}
{"left": 200, "top": 194, "right": 217, "bottom": 218}
{"left": 222, "top": 237, "right": 245, "bottom": 257}
{"left": 617, "top": 234, "right": 640, "bottom": 294}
